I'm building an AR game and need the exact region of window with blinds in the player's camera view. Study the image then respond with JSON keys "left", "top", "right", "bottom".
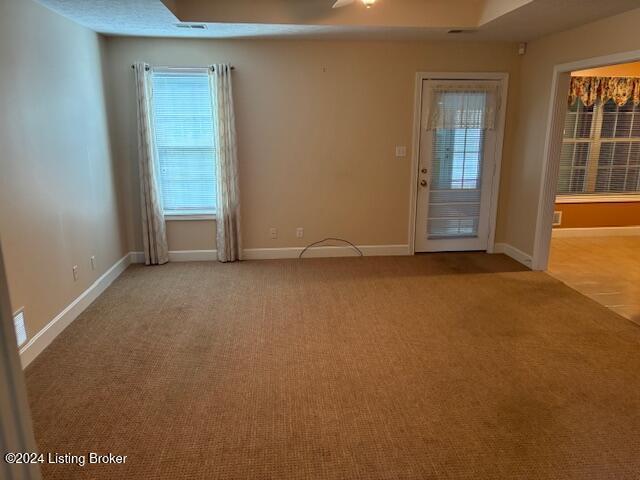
{"left": 559, "top": 97, "right": 640, "bottom": 196}
{"left": 150, "top": 69, "right": 217, "bottom": 215}
{"left": 426, "top": 89, "right": 488, "bottom": 239}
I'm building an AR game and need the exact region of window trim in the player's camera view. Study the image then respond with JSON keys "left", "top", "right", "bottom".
{"left": 560, "top": 98, "right": 640, "bottom": 196}
{"left": 556, "top": 194, "right": 640, "bottom": 203}
{"left": 151, "top": 67, "right": 218, "bottom": 217}
{"left": 152, "top": 66, "right": 210, "bottom": 75}
{"left": 164, "top": 212, "right": 216, "bottom": 221}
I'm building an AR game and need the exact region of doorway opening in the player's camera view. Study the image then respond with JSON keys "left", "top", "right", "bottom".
{"left": 543, "top": 60, "right": 640, "bottom": 324}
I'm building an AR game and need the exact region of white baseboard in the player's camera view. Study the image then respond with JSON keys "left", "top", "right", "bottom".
{"left": 493, "top": 243, "right": 533, "bottom": 269}
{"left": 130, "top": 250, "right": 218, "bottom": 263}
{"left": 132, "top": 245, "right": 410, "bottom": 262}
{"left": 242, "top": 244, "right": 410, "bottom": 260}
{"left": 552, "top": 226, "right": 640, "bottom": 238}
{"left": 129, "top": 251, "right": 146, "bottom": 264}
{"left": 169, "top": 250, "right": 217, "bottom": 262}
{"left": 19, "top": 252, "right": 132, "bottom": 368}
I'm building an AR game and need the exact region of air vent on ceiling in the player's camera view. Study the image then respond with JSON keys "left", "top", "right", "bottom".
{"left": 13, "top": 308, "right": 27, "bottom": 347}
{"left": 175, "top": 23, "right": 207, "bottom": 30}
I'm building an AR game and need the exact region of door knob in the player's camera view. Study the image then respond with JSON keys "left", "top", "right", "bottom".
{"left": 420, "top": 179, "right": 427, "bottom": 187}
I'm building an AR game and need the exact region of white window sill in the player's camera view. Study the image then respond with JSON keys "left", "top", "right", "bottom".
{"left": 164, "top": 213, "right": 216, "bottom": 221}
{"left": 556, "top": 194, "right": 640, "bottom": 204}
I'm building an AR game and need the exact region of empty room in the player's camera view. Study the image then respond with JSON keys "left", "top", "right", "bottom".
{"left": 1, "top": 1, "right": 640, "bottom": 479}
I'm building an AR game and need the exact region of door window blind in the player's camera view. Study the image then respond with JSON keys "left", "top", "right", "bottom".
{"left": 559, "top": 98, "right": 640, "bottom": 196}
{"left": 151, "top": 70, "right": 217, "bottom": 215}
{"left": 428, "top": 90, "right": 487, "bottom": 239}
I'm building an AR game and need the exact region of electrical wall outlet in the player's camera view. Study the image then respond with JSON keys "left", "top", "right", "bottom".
{"left": 90, "top": 256, "right": 96, "bottom": 270}
{"left": 269, "top": 228, "right": 278, "bottom": 240}
{"left": 395, "top": 145, "right": 407, "bottom": 158}
{"left": 296, "top": 227, "right": 304, "bottom": 239}
{"left": 72, "top": 265, "right": 79, "bottom": 281}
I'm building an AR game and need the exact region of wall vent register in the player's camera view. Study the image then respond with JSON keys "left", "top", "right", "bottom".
{"left": 13, "top": 308, "right": 27, "bottom": 347}
{"left": 553, "top": 211, "right": 563, "bottom": 226}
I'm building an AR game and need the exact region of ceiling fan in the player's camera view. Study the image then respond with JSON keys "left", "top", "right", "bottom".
{"left": 332, "top": 0, "right": 377, "bottom": 8}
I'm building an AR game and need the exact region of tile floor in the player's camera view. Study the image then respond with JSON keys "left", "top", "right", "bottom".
{"left": 548, "top": 235, "right": 640, "bottom": 325}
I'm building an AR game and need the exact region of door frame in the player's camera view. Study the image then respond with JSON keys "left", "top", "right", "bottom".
{"left": 0, "top": 243, "right": 42, "bottom": 480}
{"left": 408, "top": 72, "right": 509, "bottom": 255}
{"left": 531, "top": 48, "right": 640, "bottom": 271}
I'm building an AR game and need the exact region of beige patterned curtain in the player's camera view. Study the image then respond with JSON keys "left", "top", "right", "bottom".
{"left": 210, "top": 64, "right": 242, "bottom": 262}
{"left": 568, "top": 76, "right": 640, "bottom": 107}
{"left": 133, "top": 62, "right": 169, "bottom": 266}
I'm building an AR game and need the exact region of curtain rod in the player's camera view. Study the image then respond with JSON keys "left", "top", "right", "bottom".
{"left": 130, "top": 65, "right": 235, "bottom": 71}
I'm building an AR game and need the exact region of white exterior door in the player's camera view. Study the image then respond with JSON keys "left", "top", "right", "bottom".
{"left": 415, "top": 79, "right": 502, "bottom": 252}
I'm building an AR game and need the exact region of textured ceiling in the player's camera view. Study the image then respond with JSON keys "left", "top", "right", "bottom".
{"left": 33, "top": 0, "right": 474, "bottom": 40}
{"left": 162, "top": 0, "right": 488, "bottom": 28}
{"left": 35, "top": 0, "right": 640, "bottom": 41}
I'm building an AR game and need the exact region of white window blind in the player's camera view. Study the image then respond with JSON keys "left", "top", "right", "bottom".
{"left": 150, "top": 70, "right": 217, "bottom": 215}
{"left": 559, "top": 98, "right": 640, "bottom": 196}
{"left": 428, "top": 90, "right": 486, "bottom": 239}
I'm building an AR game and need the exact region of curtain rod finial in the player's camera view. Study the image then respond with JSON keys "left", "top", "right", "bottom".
{"left": 210, "top": 65, "right": 235, "bottom": 72}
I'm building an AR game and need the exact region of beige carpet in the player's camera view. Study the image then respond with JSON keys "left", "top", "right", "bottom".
{"left": 25, "top": 253, "right": 640, "bottom": 479}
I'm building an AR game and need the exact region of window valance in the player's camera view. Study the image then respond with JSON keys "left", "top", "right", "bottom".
{"left": 426, "top": 83, "right": 500, "bottom": 130}
{"left": 568, "top": 76, "right": 640, "bottom": 107}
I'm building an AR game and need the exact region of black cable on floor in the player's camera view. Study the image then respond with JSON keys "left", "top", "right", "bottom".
{"left": 298, "top": 237, "right": 363, "bottom": 259}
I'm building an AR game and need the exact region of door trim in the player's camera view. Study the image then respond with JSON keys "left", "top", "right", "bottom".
{"left": 531, "top": 49, "right": 640, "bottom": 271}
{"left": 408, "top": 72, "right": 509, "bottom": 255}
{"left": 0, "top": 244, "right": 42, "bottom": 479}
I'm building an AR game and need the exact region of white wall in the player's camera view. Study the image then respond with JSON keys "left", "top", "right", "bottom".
{"left": 0, "top": 0, "right": 127, "bottom": 341}
{"left": 105, "top": 37, "right": 521, "bottom": 253}
{"left": 504, "top": 7, "right": 640, "bottom": 255}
